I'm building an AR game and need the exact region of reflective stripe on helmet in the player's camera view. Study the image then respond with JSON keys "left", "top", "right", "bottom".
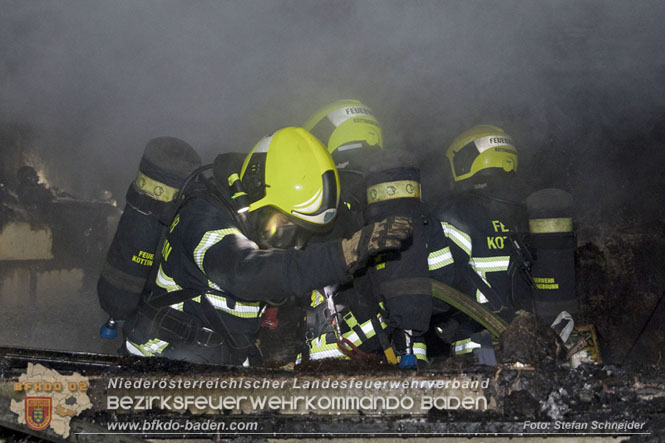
{"left": 304, "top": 100, "right": 383, "bottom": 154}
{"left": 336, "top": 142, "right": 364, "bottom": 152}
{"left": 474, "top": 135, "right": 516, "bottom": 153}
{"left": 326, "top": 105, "right": 376, "bottom": 127}
{"left": 290, "top": 169, "right": 338, "bottom": 225}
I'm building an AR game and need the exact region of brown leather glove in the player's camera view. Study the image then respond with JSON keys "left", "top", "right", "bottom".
{"left": 341, "top": 216, "right": 413, "bottom": 274}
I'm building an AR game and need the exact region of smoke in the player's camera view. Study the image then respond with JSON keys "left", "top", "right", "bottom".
{"left": 1, "top": 0, "right": 664, "bottom": 225}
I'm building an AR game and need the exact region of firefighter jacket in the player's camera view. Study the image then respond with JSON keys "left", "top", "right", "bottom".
{"left": 125, "top": 190, "right": 350, "bottom": 365}
{"left": 427, "top": 187, "right": 533, "bottom": 347}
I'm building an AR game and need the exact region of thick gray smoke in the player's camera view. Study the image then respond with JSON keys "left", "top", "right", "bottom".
{"left": 1, "top": 0, "right": 664, "bottom": 227}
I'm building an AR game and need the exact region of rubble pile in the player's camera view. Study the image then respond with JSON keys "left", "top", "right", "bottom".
{"left": 577, "top": 221, "right": 665, "bottom": 366}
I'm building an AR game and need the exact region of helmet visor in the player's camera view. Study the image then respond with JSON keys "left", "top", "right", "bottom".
{"left": 256, "top": 207, "right": 312, "bottom": 250}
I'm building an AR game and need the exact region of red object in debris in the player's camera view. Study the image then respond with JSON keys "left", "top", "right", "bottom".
{"left": 261, "top": 307, "right": 279, "bottom": 330}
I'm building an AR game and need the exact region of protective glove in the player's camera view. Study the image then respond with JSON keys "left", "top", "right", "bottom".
{"left": 341, "top": 216, "right": 413, "bottom": 274}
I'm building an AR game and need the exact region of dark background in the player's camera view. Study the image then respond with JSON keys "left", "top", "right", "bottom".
{"left": 2, "top": 1, "right": 664, "bottom": 226}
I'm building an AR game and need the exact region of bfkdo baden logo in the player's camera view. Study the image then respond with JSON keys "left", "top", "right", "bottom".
{"left": 25, "top": 397, "right": 52, "bottom": 431}
{"left": 10, "top": 363, "right": 92, "bottom": 438}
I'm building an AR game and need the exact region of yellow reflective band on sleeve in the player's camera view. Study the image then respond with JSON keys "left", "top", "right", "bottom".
{"left": 452, "top": 338, "right": 481, "bottom": 355}
{"left": 470, "top": 256, "right": 510, "bottom": 273}
{"left": 428, "top": 247, "right": 453, "bottom": 270}
{"left": 205, "top": 293, "right": 263, "bottom": 318}
{"left": 156, "top": 264, "right": 182, "bottom": 292}
{"left": 441, "top": 222, "right": 472, "bottom": 257}
{"left": 529, "top": 217, "right": 573, "bottom": 234}
{"left": 194, "top": 228, "right": 243, "bottom": 271}
{"left": 367, "top": 180, "right": 421, "bottom": 204}
{"left": 126, "top": 339, "right": 169, "bottom": 357}
{"left": 135, "top": 170, "right": 180, "bottom": 202}
{"left": 154, "top": 265, "right": 185, "bottom": 311}
{"left": 469, "top": 257, "right": 509, "bottom": 304}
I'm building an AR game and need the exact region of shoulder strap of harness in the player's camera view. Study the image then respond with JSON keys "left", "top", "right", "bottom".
{"left": 465, "top": 266, "right": 514, "bottom": 315}
{"left": 140, "top": 288, "right": 248, "bottom": 350}
{"left": 135, "top": 291, "right": 225, "bottom": 347}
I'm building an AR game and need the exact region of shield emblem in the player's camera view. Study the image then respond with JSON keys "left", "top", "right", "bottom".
{"left": 25, "top": 397, "right": 52, "bottom": 431}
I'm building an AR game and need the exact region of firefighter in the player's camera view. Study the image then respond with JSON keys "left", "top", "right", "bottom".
{"left": 427, "top": 125, "right": 534, "bottom": 363}
{"left": 299, "top": 101, "right": 432, "bottom": 368}
{"left": 303, "top": 98, "right": 383, "bottom": 233}
{"left": 123, "top": 127, "right": 413, "bottom": 366}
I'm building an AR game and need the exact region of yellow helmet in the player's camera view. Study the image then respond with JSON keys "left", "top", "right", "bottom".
{"left": 240, "top": 127, "right": 340, "bottom": 232}
{"left": 446, "top": 125, "right": 518, "bottom": 183}
{"left": 303, "top": 99, "right": 382, "bottom": 161}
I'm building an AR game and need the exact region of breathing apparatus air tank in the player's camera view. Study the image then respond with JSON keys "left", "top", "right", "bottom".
{"left": 97, "top": 137, "right": 201, "bottom": 321}
{"left": 526, "top": 188, "right": 578, "bottom": 324}
{"left": 363, "top": 150, "right": 431, "bottom": 367}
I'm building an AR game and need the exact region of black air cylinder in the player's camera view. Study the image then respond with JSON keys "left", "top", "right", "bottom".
{"left": 363, "top": 151, "right": 431, "bottom": 339}
{"left": 97, "top": 137, "right": 201, "bottom": 320}
{"left": 526, "top": 188, "right": 578, "bottom": 324}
